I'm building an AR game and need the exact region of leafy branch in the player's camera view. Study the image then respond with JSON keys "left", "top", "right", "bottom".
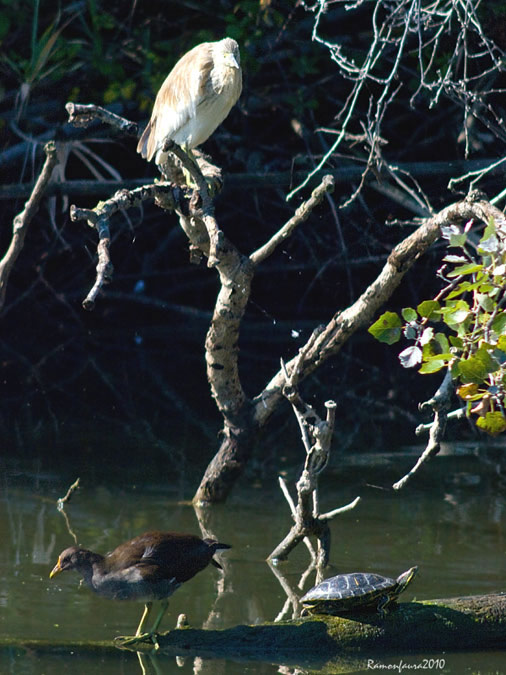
{"left": 370, "top": 204, "right": 506, "bottom": 435}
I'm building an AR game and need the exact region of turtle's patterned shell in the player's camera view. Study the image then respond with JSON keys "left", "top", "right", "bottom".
{"left": 300, "top": 567, "right": 417, "bottom": 615}
{"left": 301, "top": 572, "right": 394, "bottom": 604}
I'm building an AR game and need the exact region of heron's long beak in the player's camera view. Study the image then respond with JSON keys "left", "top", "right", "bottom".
{"left": 49, "top": 558, "right": 63, "bottom": 579}
{"left": 224, "top": 53, "right": 239, "bottom": 69}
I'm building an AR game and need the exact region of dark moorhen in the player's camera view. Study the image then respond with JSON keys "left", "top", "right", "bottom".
{"left": 49, "top": 530, "right": 230, "bottom": 646}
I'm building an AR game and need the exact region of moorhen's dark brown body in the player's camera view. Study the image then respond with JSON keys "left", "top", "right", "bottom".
{"left": 49, "top": 531, "right": 230, "bottom": 645}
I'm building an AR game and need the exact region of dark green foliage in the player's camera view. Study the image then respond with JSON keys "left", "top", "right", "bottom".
{"left": 370, "top": 217, "right": 506, "bottom": 436}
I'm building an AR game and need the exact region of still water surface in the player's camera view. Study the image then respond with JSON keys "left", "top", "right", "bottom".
{"left": 0, "top": 441, "right": 504, "bottom": 674}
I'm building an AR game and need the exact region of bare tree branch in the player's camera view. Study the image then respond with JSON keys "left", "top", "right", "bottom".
{"left": 290, "top": 0, "right": 506, "bottom": 208}
{"left": 65, "top": 102, "right": 138, "bottom": 137}
{"left": 252, "top": 196, "right": 506, "bottom": 428}
{"left": 2, "top": 159, "right": 505, "bottom": 201}
{"left": 268, "top": 356, "right": 360, "bottom": 570}
{"left": 70, "top": 184, "right": 175, "bottom": 310}
{"left": 250, "top": 175, "right": 335, "bottom": 266}
{"left": 0, "top": 141, "right": 58, "bottom": 311}
{"left": 392, "top": 369, "right": 454, "bottom": 490}
{"left": 160, "top": 139, "right": 224, "bottom": 267}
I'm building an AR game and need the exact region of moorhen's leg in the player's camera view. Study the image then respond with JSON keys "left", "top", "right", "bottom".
{"left": 150, "top": 599, "right": 169, "bottom": 634}
{"left": 115, "top": 600, "right": 169, "bottom": 649}
{"left": 115, "top": 602, "right": 154, "bottom": 646}
{"left": 136, "top": 602, "right": 154, "bottom": 635}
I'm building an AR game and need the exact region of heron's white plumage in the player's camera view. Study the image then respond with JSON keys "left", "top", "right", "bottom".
{"left": 137, "top": 38, "right": 242, "bottom": 164}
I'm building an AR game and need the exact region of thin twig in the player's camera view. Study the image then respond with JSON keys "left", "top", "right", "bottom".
{"left": 66, "top": 102, "right": 138, "bottom": 137}
{"left": 278, "top": 476, "right": 297, "bottom": 518}
{"left": 321, "top": 496, "right": 361, "bottom": 521}
{"left": 56, "top": 477, "right": 81, "bottom": 545}
{"left": 250, "top": 176, "right": 335, "bottom": 266}
{"left": 57, "top": 477, "right": 81, "bottom": 508}
{"left": 393, "top": 370, "right": 454, "bottom": 490}
{"left": 0, "top": 141, "right": 58, "bottom": 310}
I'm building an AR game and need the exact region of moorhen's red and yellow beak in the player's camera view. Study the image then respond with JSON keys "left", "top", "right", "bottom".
{"left": 49, "top": 556, "right": 64, "bottom": 578}
{"left": 49, "top": 531, "right": 230, "bottom": 648}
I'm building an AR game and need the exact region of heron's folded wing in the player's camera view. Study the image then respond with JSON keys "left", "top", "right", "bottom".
{"left": 140, "top": 44, "right": 214, "bottom": 160}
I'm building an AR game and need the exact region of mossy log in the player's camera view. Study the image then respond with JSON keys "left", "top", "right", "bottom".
{"left": 1, "top": 594, "right": 504, "bottom": 669}
{"left": 152, "top": 594, "right": 506, "bottom": 660}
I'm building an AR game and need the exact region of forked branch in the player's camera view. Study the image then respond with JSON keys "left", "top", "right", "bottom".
{"left": 268, "top": 349, "right": 360, "bottom": 573}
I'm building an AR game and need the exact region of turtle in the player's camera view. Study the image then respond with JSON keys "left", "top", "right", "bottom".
{"left": 300, "top": 566, "right": 418, "bottom": 616}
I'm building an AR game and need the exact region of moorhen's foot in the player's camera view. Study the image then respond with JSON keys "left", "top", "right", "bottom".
{"left": 114, "top": 632, "right": 160, "bottom": 650}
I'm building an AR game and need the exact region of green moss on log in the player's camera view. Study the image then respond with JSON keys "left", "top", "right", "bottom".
{"left": 154, "top": 593, "right": 506, "bottom": 658}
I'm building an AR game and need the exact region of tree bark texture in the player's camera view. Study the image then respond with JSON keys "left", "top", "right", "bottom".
{"left": 195, "top": 196, "right": 506, "bottom": 503}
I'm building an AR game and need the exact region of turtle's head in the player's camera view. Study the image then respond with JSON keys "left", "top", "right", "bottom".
{"left": 396, "top": 566, "right": 418, "bottom": 591}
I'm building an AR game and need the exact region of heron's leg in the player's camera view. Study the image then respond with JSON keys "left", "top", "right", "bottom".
{"left": 180, "top": 143, "right": 200, "bottom": 188}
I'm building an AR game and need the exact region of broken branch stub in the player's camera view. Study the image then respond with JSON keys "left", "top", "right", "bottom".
{"left": 269, "top": 360, "right": 359, "bottom": 567}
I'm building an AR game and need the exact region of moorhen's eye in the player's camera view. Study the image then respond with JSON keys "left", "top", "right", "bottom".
{"left": 49, "top": 531, "right": 230, "bottom": 648}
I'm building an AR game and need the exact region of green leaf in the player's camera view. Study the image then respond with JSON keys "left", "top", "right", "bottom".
{"left": 417, "top": 300, "right": 441, "bottom": 319}
{"left": 447, "top": 263, "right": 483, "bottom": 278}
{"left": 422, "top": 340, "right": 452, "bottom": 362}
{"left": 401, "top": 307, "right": 417, "bottom": 322}
{"left": 434, "top": 333, "right": 450, "bottom": 353}
{"left": 450, "top": 233, "right": 467, "bottom": 247}
{"left": 443, "top": 308, "right": 469, "bottom": 325}
{"left": 404, "top": 324, "right": 418, "bottom": 340}
{"left": 368, "top": 312, "right": 402, "bottom": 344}
{"left": 492, "top": 313, "right": 506, "bottom": 335}
{"left": 482, "top": 217, "right": 497, "bottom": 241}
{"left": 457, "top": 383, "right": 481, "bottom": 400}
{"left": 476, "top": 294, "right": 495, "bottom": 312}
{"left": 457, "top": 347, "right": 498, "bottom": 384}
{"left": 455, "top": 323, "right": 470, "bottom": 339}
{"left": 446, "top": 281, "right": 472, "bottom": 300}
{"left": 419, "top": 359, "right": 446, "bottom": 374}
{"left": 421, "top": 340, "right": 439, "bottom": 359}
{"left": 450, "top": 359, "right": 460, "bottom": 378}
{"left": 475, "top": 411, "right": 506, "bottom": 436}
{"left": 479, "top": 282, "right": 494, "bottom": 294}
{"left": 441, "top": 300, "right": 470, "bottom": 326}
{"left": 449, "top": 335, "right": 464, "bottom": 349}
{"left": 497, "top": 335, "right": 506, "bottom": 352}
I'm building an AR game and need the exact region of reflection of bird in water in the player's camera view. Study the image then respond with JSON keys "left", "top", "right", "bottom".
{"left": 137, "top": 38, "right": 242, "bottom": 173}
{"left": 49, "top": 531, "right": 230, "bottom": 647}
